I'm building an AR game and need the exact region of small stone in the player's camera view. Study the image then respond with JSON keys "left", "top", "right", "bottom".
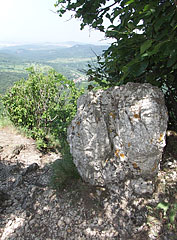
{"left": 58, "top": 219, "right": 64, "bottom": 227}
{"left": 12, "top": 144, "right": 25, "bottom": 155}
{"left": 29, "top": 218, "right": 36, "bottom": 225}
{"left": 0, "top": 190, "right": 9, "bottom": 204}
{"left": 13, "top": 175, "right": 23, "bottom": 187}
{"left": 96, "top": 190, "right": 101, "bottom": 197}
{"left": 64, "top": 217, "right": 71, "bottom": 225}
{"left": 22, "top": 163, "right": 39, "bottom": 176}
{"left": 97, "top": 218, "right": 103, "bottom": 225}
{"left": 0, "top": 146, "right": 3, "bottom": 152}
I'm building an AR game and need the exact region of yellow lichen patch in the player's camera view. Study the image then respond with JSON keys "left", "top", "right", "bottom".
{"left": 109, "top": 112, "right": 116, "bottom": 119}
{"left": 120, "top": 153, "right": 125, "bottom": 158}
{"left": 132, "top": 162, "right": 140, "bottom": 170}
{"left": 76, "top": 121, "right": 81, "bottom": 125}
{"left": 134, "top": 113, "right": 140, "bottom": 119}
{"left": 105, "top": 158, "right": 109, "bottom": 163}
{"left": 95, "top": 116, "right": 100, "bottom": 123}
{"left": 158, "top": 133, "right": 164, "bottom": 142}
{"left": 115, "top": 149, "right": 120, "bottom": 157}
{"left": 152, "top": 162, "right": 158, "bottom": 172}
{"left": 128, "top": 142, "right": 131, "bottom": 147}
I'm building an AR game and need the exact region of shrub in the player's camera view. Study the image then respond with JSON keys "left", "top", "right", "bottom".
{"left": 1, "top": 67, "right": 84, "bottom": 149}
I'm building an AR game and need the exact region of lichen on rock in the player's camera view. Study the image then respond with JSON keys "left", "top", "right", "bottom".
{"left": 67, "top": 82, "right": 168, "bottom": 194}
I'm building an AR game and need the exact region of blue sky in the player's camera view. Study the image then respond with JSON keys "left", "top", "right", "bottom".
{"left": 0, "top": 0, "right": 106, "bottom": 44}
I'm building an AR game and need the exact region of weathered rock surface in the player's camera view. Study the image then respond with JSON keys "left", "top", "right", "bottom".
{"left": 66, "top": 82, "right": 171, "bottom": 238}
{"left": 68, "top": 82, "right": 168, "bottom": 192}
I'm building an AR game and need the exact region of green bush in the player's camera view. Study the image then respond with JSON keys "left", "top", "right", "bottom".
{"left": 1, "top": 67, "right": 84, "bottom": 149}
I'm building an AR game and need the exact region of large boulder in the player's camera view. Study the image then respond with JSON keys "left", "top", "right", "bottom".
{"left": 67, "top": 82, "right": 168, "bottom": 194}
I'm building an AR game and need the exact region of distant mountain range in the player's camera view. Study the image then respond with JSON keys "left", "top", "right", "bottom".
{"left": 0, "top": 41, "right": 108, "bottom": 48}
{"left": 0, "top": 42, "right": 108, "bottom": 60}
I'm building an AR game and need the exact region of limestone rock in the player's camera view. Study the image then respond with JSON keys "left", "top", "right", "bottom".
{"left": 0, "top": 190, "right": 9, "bottom": 205}
{"left": 67, "top": 82, "right": 168, "bottom": 194}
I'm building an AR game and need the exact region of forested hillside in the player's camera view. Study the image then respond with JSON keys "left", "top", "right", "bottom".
{"left": 0, "top": 43, "right": 108, "bottom": 94}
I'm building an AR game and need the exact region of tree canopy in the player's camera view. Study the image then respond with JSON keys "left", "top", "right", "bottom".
{"left": 55, "top": 0, "right": 177, "bottom": 131}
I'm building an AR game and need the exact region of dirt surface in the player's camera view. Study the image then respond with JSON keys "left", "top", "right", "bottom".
{"left": 0, "top": 126, "right": 60, "bottom": 167}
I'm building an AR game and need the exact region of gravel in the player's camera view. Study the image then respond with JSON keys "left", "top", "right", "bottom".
{"left": 0, "top": 128, "right": 176, "bottom": 239}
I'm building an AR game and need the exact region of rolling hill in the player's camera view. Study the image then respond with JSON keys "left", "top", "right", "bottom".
{"left": 0, "top": 42, "right": 108, "bottom": 94}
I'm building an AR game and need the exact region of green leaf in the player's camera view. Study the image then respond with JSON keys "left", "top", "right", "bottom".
{"left": 127, "top": 22, "right": 135, "bottom": 30}
{"left": 140, "top": 40, "right": 153, "bottom": 54}
{"left": 157, "top": 202, "right": 169, "bottom": 215}
{"left": 125, "top": 58, "right": 149, "bottom": 77}
{"left": 154, "top": 18, "right": 164, "bottom": 32}
{"left": 173, "top": 24, "right": 177, "bottom": 31}
{"left": 169, "top": 203, "right": 177, "bottom": 223}
{"left": 148, "top": 40, "right": 169, "bottom": 56}
{"left": 135, "top": 61, "right": 149, "bottom": 76}
{"left": 125, "top": 0, "right": 135, "bottom": 5}
{"left": 143, "top": 4, "right": 150, "bottom": 11}
{"left": 167, "top": 54, "right": 177, "bottom": 67}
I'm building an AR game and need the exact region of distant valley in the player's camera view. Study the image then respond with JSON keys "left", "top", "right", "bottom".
{"left": 0, "top": 42, "right": 108, "bottom": 94}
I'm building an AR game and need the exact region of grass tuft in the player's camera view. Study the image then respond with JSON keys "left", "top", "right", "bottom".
{"left": 50, "top": 141, "right": 80, "bottom": 190}
{"left": 0, "top": 115, "right": 13, "bottom": 128}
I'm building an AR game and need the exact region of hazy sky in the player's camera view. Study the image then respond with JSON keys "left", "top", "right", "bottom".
{"left": 0, "top": 0, "right": 106, "bottom": 44}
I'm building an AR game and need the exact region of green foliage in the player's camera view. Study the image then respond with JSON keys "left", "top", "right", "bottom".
{"left": 55, "top": 0, "right": 177, "bottom": 131}
{"left": 1, "top": 67, "right": 84, "bottom": 149}
{"left": 0, "top": 72, "right": 27, "bottom": 95}
{"left": 50, "top": 141, "right": 80, "bottom": 190}
{"left": 148, "top": 201, "right": 177, "bottom": 230}
{"left": 156, "top": 202, "right": 177, "bottom": 227}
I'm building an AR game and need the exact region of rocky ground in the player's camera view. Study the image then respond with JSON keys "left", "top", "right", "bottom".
{"left": 0, "top": 126, "right": 176, "bottom": 240}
